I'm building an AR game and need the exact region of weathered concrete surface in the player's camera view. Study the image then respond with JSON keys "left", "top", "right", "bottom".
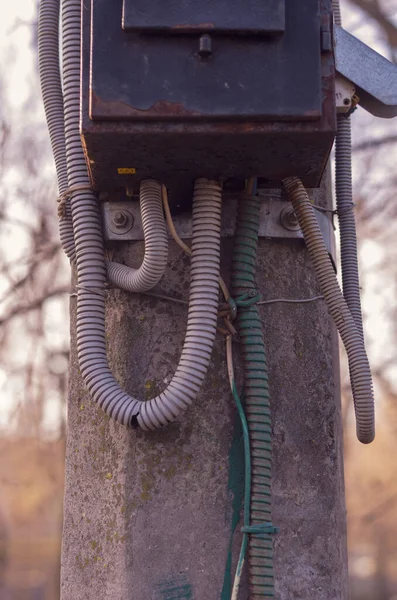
{"left": 61, "top": 188, "right": 348, "bottom": 599}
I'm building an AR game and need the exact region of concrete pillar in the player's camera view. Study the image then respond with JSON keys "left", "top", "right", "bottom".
{"left": 61, "top": 180, "right": 348, "bottom": 599}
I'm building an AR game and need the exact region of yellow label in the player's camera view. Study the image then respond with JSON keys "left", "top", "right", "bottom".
{"left": 117, "top": 167, "right": 136, "bottom": 175}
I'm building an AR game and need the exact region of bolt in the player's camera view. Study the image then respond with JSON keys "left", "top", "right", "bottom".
{"left": 113, "top": 211, "right": 128, "bottom": 228}
{"left": 280, "top": 206, "right": 300, "bottom": 231}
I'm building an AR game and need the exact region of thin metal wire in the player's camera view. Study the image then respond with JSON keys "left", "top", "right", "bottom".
{"left": 311, "top": 202, "right": 355, "bottom": 216}
{"left": 311, "top": 204, "right": 335, "bottom": 214}
{"left": 141, "top": 291, "right": 188, "bottom": 305}
{"left": 258, "top": 295, "right": 324, "bottom": 306}
{"left": 57, "top": 183, "right": 94, "bottom": 220}
{"left": 76, "top": 284, "right": 107, "bottom": 297}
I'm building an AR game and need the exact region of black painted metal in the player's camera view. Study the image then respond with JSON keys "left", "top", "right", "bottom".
{"left": 91, "top": 0, "right": 321, "bottom": 121}
{"left": 81, "top": 0, "right": 336, "bottom": 198}
{"left": 122, "top": 0, "right": 285, "bottom": 34}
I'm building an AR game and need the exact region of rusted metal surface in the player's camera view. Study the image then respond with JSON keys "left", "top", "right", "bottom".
{"left": 81, "top": 0, "right": 335, "bottom": 196}
{"left": 122, "top": 0, "right": 285, "bottom": 34}
{"left": 90, "top": 0, "right": 322, "bottom": 122}
{"left": 91, "top": 95, "right": 204, "bottom": 121}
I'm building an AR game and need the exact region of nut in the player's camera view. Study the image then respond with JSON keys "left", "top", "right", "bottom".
{"left": 280, "top": 206, "right": 300, "bottom": 231}
{"left": 113, "top": 211, "right": 128, "bottom": 228}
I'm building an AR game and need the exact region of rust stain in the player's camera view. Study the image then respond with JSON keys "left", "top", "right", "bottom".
{"left": 91, "top": 93, "right": 203, "bottom": 120}
{"left": 170, "top": 22, "right": 215, "bottom": 31}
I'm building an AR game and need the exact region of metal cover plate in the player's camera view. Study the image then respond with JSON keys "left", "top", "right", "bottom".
{"left": 334, "top": 25, "right": 397, "bottom": 118}
{"left": 91, "top": 0, "right": 322, "bottom": 121}
{"left": 122, "top": 0, "right": 285, "bottom": 34}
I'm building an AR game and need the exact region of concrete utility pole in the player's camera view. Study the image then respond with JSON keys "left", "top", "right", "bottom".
{"left": 61, "top": 175, "right": 348, "bottom": 599}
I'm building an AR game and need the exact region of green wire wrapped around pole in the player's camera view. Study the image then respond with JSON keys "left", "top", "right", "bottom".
{"left": 231, "top": 190, "right": 275, "bottom": 598}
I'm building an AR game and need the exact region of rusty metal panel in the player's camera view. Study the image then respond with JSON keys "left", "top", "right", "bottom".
{"left": 122, "top": 0, "right": 285, "bottom": 35}
{"left": 81, "top": 0, "right": 336, "bottom": 196}
{"left": 91, "top": 0, "right": 321, "bottom": 121}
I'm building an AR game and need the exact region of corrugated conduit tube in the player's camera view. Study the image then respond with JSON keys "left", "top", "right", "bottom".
{"left": 137, "top": 179, "right": 222, "bottom": 430}
{"left": 333, "top": 0, "right": 366, "bottom": 343}
{"left": 38, "top": 0, "right": 76, "bottom": 261}
{"left": 231, "top": 191, "right": 275, "bottom": 597}
{"left": 62, "top": 0, "right": 222, "bottom": 429}
{"left": 39, "top": 0, "right": 169, "bottom": 292}
{"left": 106, "top": 180, "right": 168, "bottom": 293}
{"left": 283, "top": 177, "right": 374, "bottom": 443}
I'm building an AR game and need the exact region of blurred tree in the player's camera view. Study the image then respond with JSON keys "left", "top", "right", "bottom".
{"left": 0, "top": 6, "right": 69, "bottom": 598}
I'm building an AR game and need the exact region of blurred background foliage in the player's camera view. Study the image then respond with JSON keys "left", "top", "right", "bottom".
{"left": 1, "top": 1, "right": 397, "bottom": 598}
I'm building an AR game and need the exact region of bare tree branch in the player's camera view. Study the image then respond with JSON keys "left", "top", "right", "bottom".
{"left": 353, "top": 133, "right": 397, "bottom": 151}
{"left": 0, "top": 285, "right": 70, "bottom": 326}
{"left": 348, "top": 0, "right": 397, "bottom": 58}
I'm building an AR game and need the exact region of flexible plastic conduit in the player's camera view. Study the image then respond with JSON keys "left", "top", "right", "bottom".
{"left": 231, "top": 193, "right": 274, "bottom": 598}
{"left": 62, "top": 0, "right": 138, "bottom": 425}
{"left": 333, "top": 0, "right": 366, "bottom": 341}
{"left": 283, "top": 177, "right": 375, "bottom": 444}
{"left": 332, "top": 0, "right": 342, "bottom": 25}
{"left": 38, "top": 0, "right": 76, "bottom": 261}
{"left": 137, "top": 179, "right": 222, "bottom": 430}
{"left": 335, "top": 116, "right": 365, "bottom": 337}
{"left": 62, "top": 0, "right": 222, "bottom": 428}
{"left": 106, "top": 180, "right": 168, "bottom": 293}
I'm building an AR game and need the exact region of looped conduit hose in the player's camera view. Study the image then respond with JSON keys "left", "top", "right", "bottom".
{"left": 138, "top": 179, "right": 222, "bottom": 429}
{"left": 61, "top": 0, "right": 222, "bottom": 429}
{"left": 231, "top": 192, "right": 274, "bottom": 597}
{"left": 106, "top": 180, "right": 168, "bottom": 293}
{"left": 38, "top": 0, "right": 76, "bottom": 261}
{"left": 283, "top": 177, "right": 375, "bottom": 444}
{"left": 40, "top": 0, "right": 167, "bottom": 285}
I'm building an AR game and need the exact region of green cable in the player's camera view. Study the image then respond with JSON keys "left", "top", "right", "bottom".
{"left": 231, "top": 381, "right": 251, "bottom": 596}
{"left": 231, "top": 189, "right": 275, "bottom": 597}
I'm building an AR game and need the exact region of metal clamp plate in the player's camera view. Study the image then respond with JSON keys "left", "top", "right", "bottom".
{"left": 101, "top": 192, "right": 336, "bottom": 267}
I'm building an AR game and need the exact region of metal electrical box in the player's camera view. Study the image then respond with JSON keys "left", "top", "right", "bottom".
{"left": 81, "top": 0, "right": 335, "bottom": 197}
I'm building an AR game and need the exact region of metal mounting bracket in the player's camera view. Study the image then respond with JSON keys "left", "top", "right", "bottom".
{"left": 101, "top": 191, "right": 336, "bottom": 268}
{"left": 334, "top": 25, "right": 397, "bottom": 118}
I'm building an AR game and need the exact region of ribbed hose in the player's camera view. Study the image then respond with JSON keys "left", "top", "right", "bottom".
{"left": 283, "top": 177, "right": 375, "bottom": 444}
{"left": 38, "top": 0, "right": 76, "bottom": 261}
{"left": 62, "top": 1, "right": 222, "bottom": 429}
{"left": 332, "top": 0, "right": 342, "bottom": 26}
{"left": 62, "top": 0, "right": 140, "bottom": 426}
{"left": 231, "top": 194, "right": 274, "bottom": 598}
{"left": 333, "top": 0, "right": 365, "bottom": 342}
{"left": 106, "top": 180, "right": 168, "bottom": 293}
{"left": 137, "top": 179, "right": 222, "bottom": 430}
{"left": 335, "top": 115, "right": 365, "bottom": 341}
